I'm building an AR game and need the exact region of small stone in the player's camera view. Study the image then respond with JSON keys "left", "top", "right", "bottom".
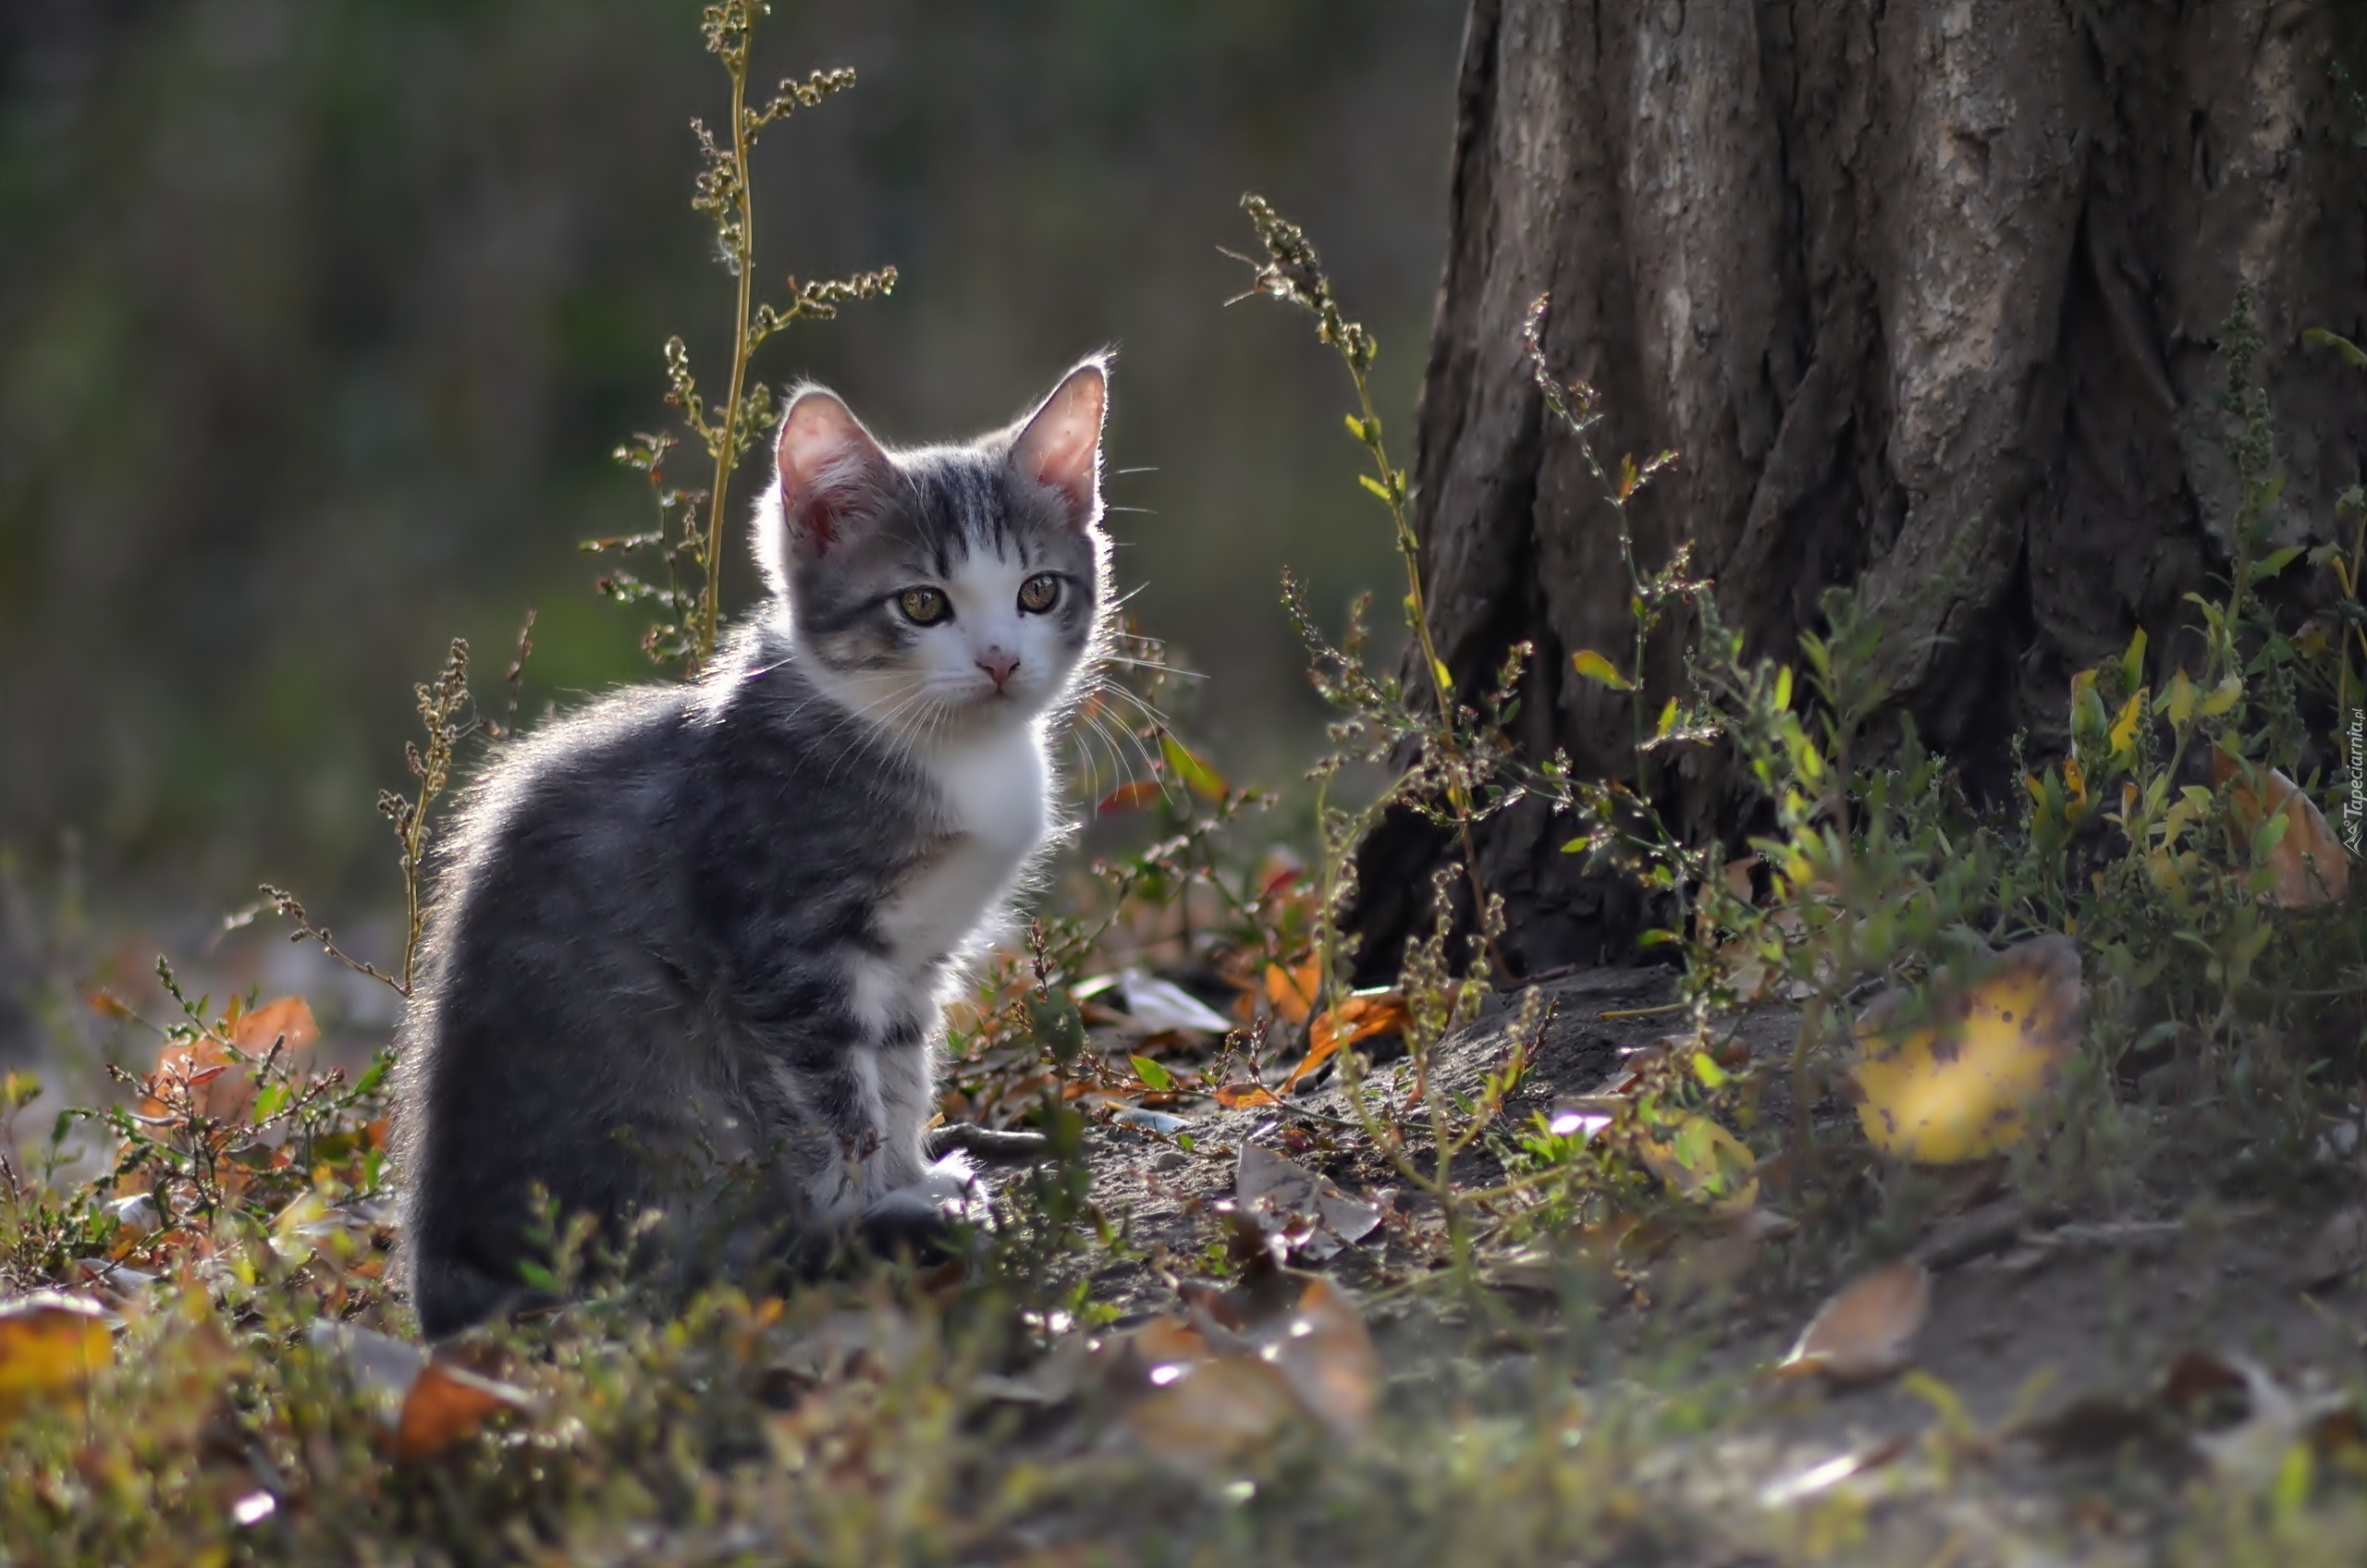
{"left": 1152, "top": 1150, "right": 1189, "bottom": 1172}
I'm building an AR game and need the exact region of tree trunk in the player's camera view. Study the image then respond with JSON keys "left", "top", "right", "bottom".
{"left": 1351, "top": 0, "right": 2367, "bottom": 983}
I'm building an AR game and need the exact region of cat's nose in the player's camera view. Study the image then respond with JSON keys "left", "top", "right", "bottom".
{"left": 976, "top": 648, "right": 1021, "bottom": 691}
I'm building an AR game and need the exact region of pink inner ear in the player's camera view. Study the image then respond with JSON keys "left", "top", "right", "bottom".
{"left": 1018, "top": 370, "right": 1105, "bottom": 514}
{"left": 777, "top": 393, "right": 881, "bottom": 555}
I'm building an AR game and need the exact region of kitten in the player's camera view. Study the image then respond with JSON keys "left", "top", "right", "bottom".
{"left": 391, "top": 358, "right": 1111, "bottom": 1338}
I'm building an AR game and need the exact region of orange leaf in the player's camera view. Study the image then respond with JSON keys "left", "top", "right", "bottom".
{"left": 1281, "top": 989, "right": 1407, "bottom": 1092}
{"left": 143, "top": 1036, "right": 251, "bottom": 1124}
{"left": 0, "top": 1292, "right": 113, "bottom": 1401}
{"left": 395, "top": 1360, "right": 534, "bottom": 1461}
{"left": 1263, "top": 961, "right": 1320, "bottom": 1026}
{"left": 230, "top": 996, "right": 319, "bottom": 1056}
{"left": 1214, "top": 1082, "right": 1281, "bottom": 1109}
{"left": 2214, "top": 749, "right": 2351, "bottom": 909}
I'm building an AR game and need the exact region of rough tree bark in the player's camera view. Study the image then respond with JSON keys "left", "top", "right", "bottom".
{"left": 1351, "top": 0, "right": 2367, "bottom": 982}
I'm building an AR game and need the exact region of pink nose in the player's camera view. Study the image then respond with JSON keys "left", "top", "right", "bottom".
{"left": 977, "top": 649, "right": 1020, "bottom": 690}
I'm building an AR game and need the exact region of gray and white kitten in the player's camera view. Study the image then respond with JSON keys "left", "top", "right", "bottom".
{"left": 392, "top": 359, "right": 1111, "bottom": 1338}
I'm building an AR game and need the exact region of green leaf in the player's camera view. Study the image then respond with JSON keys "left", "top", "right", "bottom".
{"left": 1159, "top": 733, "right": 1229, "bottom": 801}
{"left": 1357, "top": 472, "right": 1394, "bottom": 504}
{"left": 1571, "top": 650, "right": 1635, "bottom": 691}
{"left": 1773, "top": 666, "right": 1794, "bottom": 711}
{"left": 2304, "top": 326, "right": 2367, "bottom": 371}
{"left": 1130, "top": 1055, "right": 1175, "bottom": 1093}
{"left": 1691, "top": 1051, "right": 1730, "bottom": 1089}
{"left": 1343, "top": 413, "right": 1372, "bottom": 443}
{"left": 2250, "top": 545, "right": 2304, "bottom": 583}
{"left": 1655, "top": 696, "right": 1679, "bottom": 738}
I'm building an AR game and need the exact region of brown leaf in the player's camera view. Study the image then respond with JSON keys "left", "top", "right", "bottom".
{"left": 1095, "top": 778, "right": 1165, "bottom": 815}
{"left": 1121, "top": 1351, "right": 1303, "bottom": 1472}
{"left": 2215, "top": 750, "right": 2352, "bottom": 908}
{"left": 1777, "top": 1258, "right": 1932, "bottom": 1385}
{"left": 1182, "top": 1272, "right": 1379, "bottom": 1442}
{"left": 0, "top": 1292, "right": 113, "bottom": 1403}
{"left": 1213, "top": 1082, "right": 1280, "bottom": 1109}
{"left": 395, "top": 1360, "right": 534, "bottom": 1461}
{"left": 2299, "top": 1205, "right": 2367, "bottom": 1290}
{"left": 1281, "top": 989, "right": 1407, "bottom": 1091}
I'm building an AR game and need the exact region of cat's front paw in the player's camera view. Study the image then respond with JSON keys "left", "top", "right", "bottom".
{"left": 924, "top": 1122, "right": 1054, "bottom": 1166}
{"left": 854, "top": 1155, "right": 987, "bottom": 1264}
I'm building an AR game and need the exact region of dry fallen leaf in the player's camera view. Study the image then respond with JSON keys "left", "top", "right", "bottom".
{"left": 2299, "top": 1206, "right": 2367, "bottom": 1291}
{"left": 1282, "top": 988, "right": 1408, "bottom": 1091}
{"left": 309, "top": 1321, "right": 532, "bottom": 1459}
{"left": 1777, "top": 1258, "right": 1932, "bottom": 1385}
{"left": 1118, "top": 972, "right": 1235, "bottom": 1035}
{"left": 1214, "top": 1082, "right": 1281, "bottom": 1109}
{"left": 396, "top": 1360, "right": 535, "bottom": 1461}
{"left": 1851, "top": 934, "right": 2083, "bottom": 1164}
{"left": 1758, "top": 1435, "right": 1910, "bottom": 1508}
{"left": 1110, "top": 1266, "right": 1379, "bottom": 1473}
{"left": 1095, "top": 778, "right": 1166, "bottom": 815}
{"left": 1263, "top": 960, "right": 1320, "bottom": 1026}
{"left": 2215, "top": 749, "right": 2351, "bottom": 909}
{"left": 229, "top": 995, "right": 320, "bottom": 1056}
{"left": 0, "top": 1292, "right": 113, "bottom": 1404}
{"left": 1652, "top": 1207, "right": 1793, "bottom": 1300}
{"left": 1637, "top": 1114, "right": 1760, "bottom": 1214}
{"left": 1235, "top": 1143, "right": 1381, "bottom": 1262}
{"left": 1182, "top": 1271, "right": 1380, "bottom": 1442}
{"left": 141, "top": 996, "right": 318, "bottom": 1124}
{"left": 1120, "top": 1350, "right": 1304, "bottom": 1473}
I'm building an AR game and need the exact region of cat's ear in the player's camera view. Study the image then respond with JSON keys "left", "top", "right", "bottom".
{"left": 1012, "top": 357, "right": 1108, "bottom": 527}
{"left": 770, "top": 386, "right": 890, "bottom": 560}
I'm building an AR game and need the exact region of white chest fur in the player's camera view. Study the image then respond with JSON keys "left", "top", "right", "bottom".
{"left": 877, "top": 719, "right": 1049, "bottom": 973}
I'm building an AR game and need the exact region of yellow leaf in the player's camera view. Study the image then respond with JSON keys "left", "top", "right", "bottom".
{"left": 2198, "top": 673, "right": 2243, "bottom": 718}
{"left": 1637, "top": 1114, "right": 1760, "bottom": 1213}
{"left": 1159, "top": 734, "right": 1229, "bottom": 801}
{"left": 0, "top": 1293, "right": 112, "bottom": 1404}
{"left": 2159, "top": 668, "right": 2199, "bottom": 727}
{"left": 1850, "top": 934, "right": 2083, "bottom": 1164}
{"left": 2108, "top": 688, "right": 2148, "bottom": 762}
{"left": 1775, "top": 1259, "right": 1932, "bottom": 1385}
{"left": 1570, "top": 649, "right": 1635, "bottom": 692}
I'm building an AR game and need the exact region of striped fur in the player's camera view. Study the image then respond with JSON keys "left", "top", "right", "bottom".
{"left": 392, "top": 359, "right": 1110, "bottom": 1336}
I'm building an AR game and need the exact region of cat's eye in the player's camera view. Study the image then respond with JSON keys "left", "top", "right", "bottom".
{"left": 896, "top": 586, "right": 950, "bottom": 626}
{"left": 1017, "top": 573, "right": 1061, "bottom": 614}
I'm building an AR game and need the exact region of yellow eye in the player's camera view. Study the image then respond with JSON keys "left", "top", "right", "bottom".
{"left": 1018, "top": 573, "right": 1060, "bottom": 613}
{"left": 897, "top": 586, "right": 950, "bottom": 625}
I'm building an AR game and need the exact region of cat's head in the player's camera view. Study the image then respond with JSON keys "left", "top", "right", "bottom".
{"left": 754, "top": 357, "right": 1112, "bottom": 744}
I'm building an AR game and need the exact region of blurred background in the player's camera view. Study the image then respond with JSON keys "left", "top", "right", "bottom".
{"left": 0, "top": 0, "right": 1464, "bottom": 960}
